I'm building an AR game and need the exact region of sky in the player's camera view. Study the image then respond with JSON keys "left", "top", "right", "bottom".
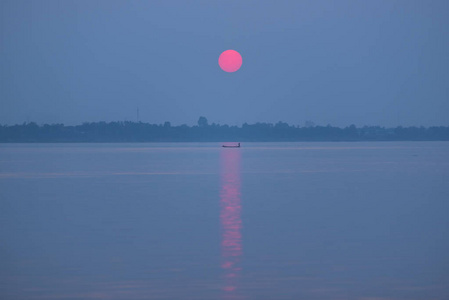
{"left": 1, "top": 0, "right": 448, "bottom": 127}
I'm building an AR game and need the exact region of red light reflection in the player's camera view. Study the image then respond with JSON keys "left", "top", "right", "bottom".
{"left": 220, "top": 148, "right": 242, "bottom": 298}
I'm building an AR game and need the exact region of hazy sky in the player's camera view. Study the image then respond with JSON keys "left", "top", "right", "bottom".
{"left": 1, "top": 0, "right": 448, "bottom": 127}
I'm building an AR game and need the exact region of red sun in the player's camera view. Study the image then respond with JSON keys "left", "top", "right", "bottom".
{"left": 218, "top": 50, "right": 242, "bottom": 72}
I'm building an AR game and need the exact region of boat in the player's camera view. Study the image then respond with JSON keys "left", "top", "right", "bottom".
{"left": 222, "top": 143, "right": 240, "bottom": 148}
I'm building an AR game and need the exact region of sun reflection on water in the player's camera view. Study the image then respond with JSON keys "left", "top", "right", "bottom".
{"left": 220, "top": 148, "right": 242, "bottom": 299}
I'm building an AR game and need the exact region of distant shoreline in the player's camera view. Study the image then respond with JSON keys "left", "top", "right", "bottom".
{"left": 1, "top": 121, "right": 448, "bottom": 142}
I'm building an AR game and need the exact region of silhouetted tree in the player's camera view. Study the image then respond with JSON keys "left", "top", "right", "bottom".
{"left": 197, "top": 116, "right": 208, "bottom": 127}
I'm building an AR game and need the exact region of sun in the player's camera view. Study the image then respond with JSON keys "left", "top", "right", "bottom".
{"left": 218, "top": 50, "right": 242, "bottom": 73}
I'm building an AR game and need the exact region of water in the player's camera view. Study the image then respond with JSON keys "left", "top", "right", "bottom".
{"left": 1, "top": 142, "right": 448, "bottom": 300}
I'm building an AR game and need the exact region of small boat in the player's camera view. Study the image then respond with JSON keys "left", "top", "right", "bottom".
{"left": 222, "top": 143, "right": 240, "bottom": 148}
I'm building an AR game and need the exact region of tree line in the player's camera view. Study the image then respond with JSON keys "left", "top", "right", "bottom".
{"left": 1, "top": 117, "right": 448, "bottom": 142}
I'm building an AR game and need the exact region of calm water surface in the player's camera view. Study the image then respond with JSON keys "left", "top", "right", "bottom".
{"left": 1, "top": 142, "right": 448, "bottom": 300}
